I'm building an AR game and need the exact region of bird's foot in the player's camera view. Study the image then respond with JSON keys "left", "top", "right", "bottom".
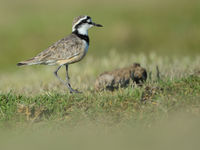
{"left": 66, "top": 83, "right": 82, "bottom": 94}
{"left": 69, "top": 88, "right": 82, "bottom": 94}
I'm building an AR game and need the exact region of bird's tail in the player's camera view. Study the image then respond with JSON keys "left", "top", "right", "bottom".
{"left": 17, "top": 57, "right": 41, "bottom": 66}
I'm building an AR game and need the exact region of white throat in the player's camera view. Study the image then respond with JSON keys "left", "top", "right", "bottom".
{"left": 77, "top": 25, "right": 89, "bottom": 35}
{"left": 72, "top": 24, "right": 93, "bottom": 35}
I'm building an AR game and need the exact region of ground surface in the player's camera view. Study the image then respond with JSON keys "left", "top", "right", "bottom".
{"left": 1, "top": 53, "right": 200, "bottom": 150}
{"left": 0, "top": 52, "right": 200, "bottom": 126}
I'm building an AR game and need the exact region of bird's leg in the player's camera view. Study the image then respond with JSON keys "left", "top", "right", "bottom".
{"left": 54, "top": 65, "right": 67, "bottom": 86}
{"left": 54, "top": 65, "right": 81, "bottom": 93}
{"left": 65, "top": 64, "right": 81, "bottom": 93}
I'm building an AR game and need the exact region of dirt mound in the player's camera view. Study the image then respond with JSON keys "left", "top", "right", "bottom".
{"left": 95, "top": 63, "right": 147, "bottom": 91}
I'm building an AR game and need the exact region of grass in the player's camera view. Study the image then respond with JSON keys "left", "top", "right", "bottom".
{"left": 1, "top": 76, "right": 200, "bottom": 123}
{"left": 0, "top": 52, "right": 200, "bottom": 127}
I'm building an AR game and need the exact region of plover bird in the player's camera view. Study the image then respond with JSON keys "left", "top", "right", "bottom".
{"left": 17, "top": 15, "right": 103, "bottom": 93}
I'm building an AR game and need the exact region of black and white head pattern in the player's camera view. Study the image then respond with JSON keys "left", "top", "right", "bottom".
{"left": 72, "top": 16, "right": 93, "bottom": 35}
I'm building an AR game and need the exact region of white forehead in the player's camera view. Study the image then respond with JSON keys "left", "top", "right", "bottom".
{"left": 77, "top": 16, "right": 87, "bottom": 24}
{"left": 73, "top": 16, "right": 87, "bottom": 28}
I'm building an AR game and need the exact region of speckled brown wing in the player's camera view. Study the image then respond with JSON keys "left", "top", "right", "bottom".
{"left": 33, "top": 33, "right": 86, "bottom": 65}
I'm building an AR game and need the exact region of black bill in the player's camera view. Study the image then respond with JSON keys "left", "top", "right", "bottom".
{"left": 92, "top": 22, "right": 103, "bottom": 27}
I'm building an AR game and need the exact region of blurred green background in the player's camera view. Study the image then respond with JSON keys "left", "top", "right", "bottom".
{"left": 0, "top": 0, "right": 200, "bottom": 71}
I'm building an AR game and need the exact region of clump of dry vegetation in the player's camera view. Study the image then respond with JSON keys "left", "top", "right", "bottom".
{"left": 17, "top": 103, "right": 46, "bottom": 122}
{"left": 141, "top": 86, "right": 163, "bottom": 103}
{"left": 95, "top": 63, "right": 147, "bottom": 91}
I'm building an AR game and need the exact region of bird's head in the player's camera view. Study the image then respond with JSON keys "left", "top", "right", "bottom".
{"left": 72, "top": 15, "right": 103, "bottom": 35}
